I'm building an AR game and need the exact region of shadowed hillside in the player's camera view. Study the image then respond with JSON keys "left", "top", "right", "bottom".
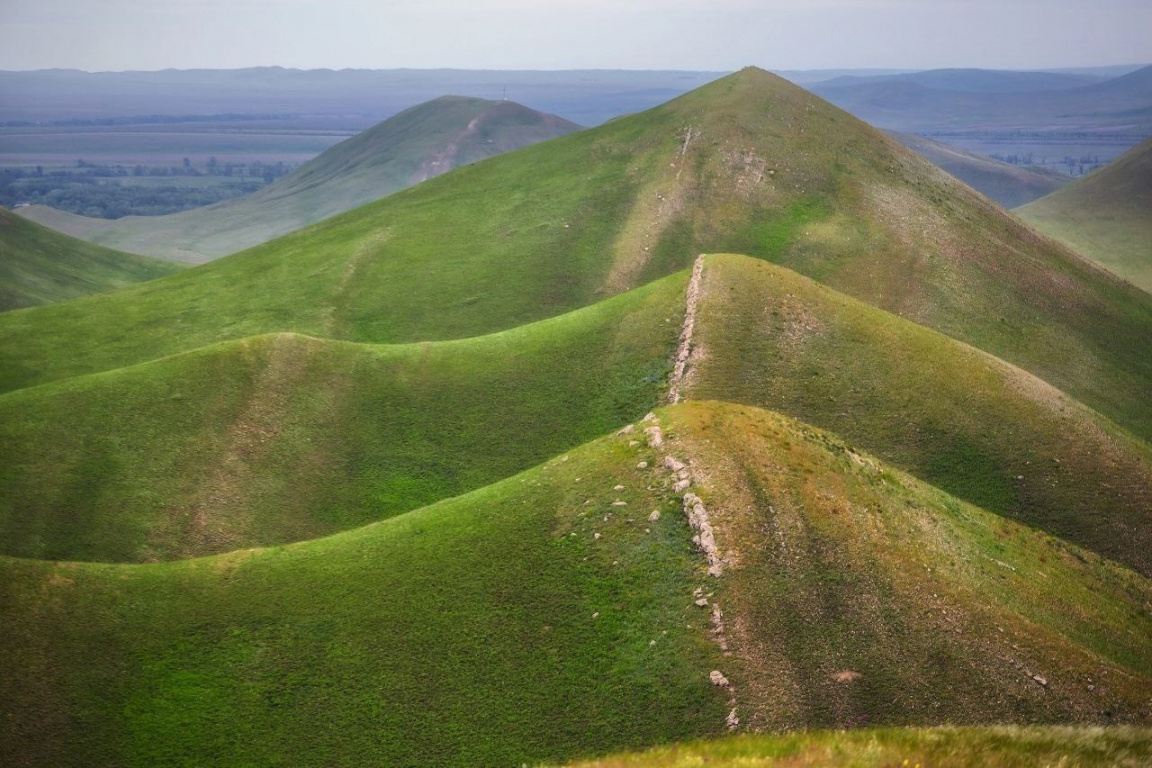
{"left": 17, "top": 97, "right": 578, "bottom": 262}
{"left": 1018, "top": 136, "right": 1152, "bottom": 292}
{"left": 0, "top": 209, "right": 181, "bottom": 312}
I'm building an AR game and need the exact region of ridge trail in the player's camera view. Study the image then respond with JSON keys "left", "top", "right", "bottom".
{"left": 668, "top": 254, "right": 704, "bottom": 404}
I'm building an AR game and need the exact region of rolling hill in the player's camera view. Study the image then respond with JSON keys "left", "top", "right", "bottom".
{"left": 2, "top": 401, "right": 1149, "bottom": 766}
{"left": 889, "top": 131, "right": 1069, "bottom": 207}
{"left": 16, "top": 96, "right": 579, "bottom": 262}
{"left": 0, "top": 208, "right": 181, "bottom": 312}
{"left": 1017, "top": 136, "right": 1152, "bottom": 292}
{"left": 2, "top": 68, "right": 1150, "bottom": 446}
{"left": 4, "top": 255, "right": 1150, "bottom": 579}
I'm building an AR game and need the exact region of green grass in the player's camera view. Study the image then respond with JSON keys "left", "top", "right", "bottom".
{"left": 3, "top": 68, "right": 1151, "bottom": 447}
{"left": 687, "top": 254, "right": 1152, "bottom": 576}
{"left": 564, "top": 726, "right": 1152, "bottom": 766}
{"left": 0, "top": 271, "right": 685, "bottom": 562}
{"left": 1017, "top": 136, "right": 1152, "bottom": 293}
{"left": 0, "top": 209, "right": 181, "bottom": 312}
{"left": 2, "top": 401, "right": 1147, "bottom": 766}
{"left": 17, "top": 97, "right": 578, "bottom": 262}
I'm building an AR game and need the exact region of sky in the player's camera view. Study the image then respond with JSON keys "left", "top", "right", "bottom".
{"left": 0, "top": 0, "right": 1149, "bottom": 72}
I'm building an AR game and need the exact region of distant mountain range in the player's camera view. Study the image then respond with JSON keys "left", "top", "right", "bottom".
{"left": 1, "top": 64, "right": 1145, "bottom": 126}
{"left": 812, "top": 65, "right": 1152, "bottom": 135}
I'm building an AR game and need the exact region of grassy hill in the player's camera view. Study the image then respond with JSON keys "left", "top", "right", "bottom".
{"left": 5, "top": 255, "right": 1150, "bottom": 579}
{"left": 1017, "top": 136, "right": 1152, "bottom": 293}
{"left": 0, "top": 273, "right": 684, "bottom": 562}
{"left": 890, "top": 131, "right": 1069, "bottom": 207}
{"left": 2, "top": 401, "right": 1148, "bottom": 766}
{"left": 1, "top": 69, "right": 1150, "bottom": 447}
{"left": 565, "top": 727, "right": 1152, "bottom": 767}
{"left": 0, "top": 208, "right": 181, "bottom": 312}
{"left": 16, "top": 97, "right": 578, "bottom": 262}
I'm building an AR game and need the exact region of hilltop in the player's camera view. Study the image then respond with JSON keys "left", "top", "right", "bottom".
{"left": 2, "top": 401, "right": 1148, "bottom": 765}
{"left": 1018, "top": 136, "right": 1152, "bottom": 292}
{"left": 889, "top": 131, "right": 1068, "bottom": 207}
{"left": 0, "top": 208, "right": 181, "bottom": 312}
{"left": 17, "top": 97, "right": 578, "bottom": 262}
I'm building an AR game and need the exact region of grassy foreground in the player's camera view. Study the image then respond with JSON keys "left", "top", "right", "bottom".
{"left": 0, "top": 208, "right": 181, "bottom": 312}
{"left": 2, "top": 402, "right": 1149, "bottom": 766}
{"left": 689, "top": 255, "right": 1152, "bottom": 576}
{"left": 563, "top": 726, "right": 1152, "bottom": 767}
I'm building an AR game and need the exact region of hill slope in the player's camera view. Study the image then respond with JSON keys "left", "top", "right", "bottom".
{"left": 2, "top": 401, "right": 1148, "bottom": 766}
{"left": 1, "top": 67, "right": 1150, "bottom": 446}
{"left": 1017, "top": 136, "right": 1152, "bottom": 292}
{"left": 17, "top": 96, "right": 579, "bottom": 262}
{"left": 889, "top": 131, "right": 1069, "bottom": 207}
{"left": 0, "top": 208, "right": 181, "bottom": 311}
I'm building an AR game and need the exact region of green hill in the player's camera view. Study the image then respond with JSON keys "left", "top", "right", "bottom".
{"left": 4, "top": 255, "right": 1150, "bottom": 579}
{"left": 1017, "top": 136, "right": 1152, "bottom": 293}
{"left": 0, "top": 208, "right": 181, "bottom": 312}
{"left": 2, "top": 68, "right": 1150, "bottom": 448}
{"left": 565, "top": 727, "right": 1152, "bottom": 767}
{"left": 889, "top": 131, "right": 1069, "bottom": 207}
{"left": 16, "top": 97, "right": 579, "bottom": 263}
{"left": 0, "top": 273, "right": 685, "bottom": 562}
{"left": 2, "top": 401, "right": 1148, "bottom": 766}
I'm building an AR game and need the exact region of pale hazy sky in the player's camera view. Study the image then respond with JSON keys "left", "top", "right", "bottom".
{"left": 1, "top": 0, "right": 1148, "bottom": 72}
